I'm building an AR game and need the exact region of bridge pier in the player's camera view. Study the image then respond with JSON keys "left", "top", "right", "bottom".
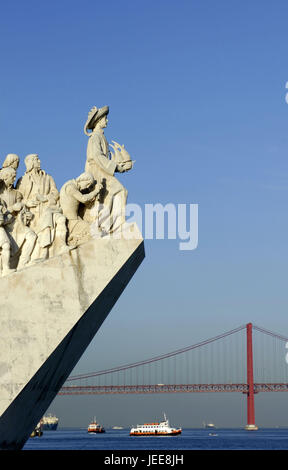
{"left": 245, "top": 323, "right": 258, "bottom": 431}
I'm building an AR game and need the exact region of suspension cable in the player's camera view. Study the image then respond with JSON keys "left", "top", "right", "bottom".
{"left": 67, "top": 324, "right": 247, "bottom": 381}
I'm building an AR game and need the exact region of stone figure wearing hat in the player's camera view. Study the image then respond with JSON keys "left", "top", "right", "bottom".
{"left": 83, "top": 105, "right": 133, "bottom": 234}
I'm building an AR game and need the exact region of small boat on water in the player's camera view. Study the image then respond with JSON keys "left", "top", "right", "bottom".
{"left": 203, "top": 421, "right": 216, "bottom": 429}
{"left": 245, "top": 424, "right": 258, "bottom": 431}
{"left": 42, "top": 413, "right": 59, "bottom": 431}
{"left": 88, "top": 418, "right": 105, "bottom": 433}
{"left": 130, "top": 413, "right": 181, "bottom": 436}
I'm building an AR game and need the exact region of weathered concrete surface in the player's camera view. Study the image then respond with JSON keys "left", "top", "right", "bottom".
{"left": 0, "top": 223, "right": 144, "bottom": 449}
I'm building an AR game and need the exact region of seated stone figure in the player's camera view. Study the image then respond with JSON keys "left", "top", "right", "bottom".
{"left": 0, "top": 166, "right": 37, "bottom": 270}
{"left": 59, "top": 173, "right": 100, "bottom": 247}
{"left": 16, "top": 154, "right": 69, "bottom": 260}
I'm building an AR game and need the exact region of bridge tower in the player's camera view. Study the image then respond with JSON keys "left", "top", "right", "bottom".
{"left": 245, "top": 322, "right": 258, "bottom": 430}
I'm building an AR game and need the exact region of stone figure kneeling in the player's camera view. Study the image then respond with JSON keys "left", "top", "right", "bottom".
{"left": 60, "top": 173, "right": 100, "bottom": 247}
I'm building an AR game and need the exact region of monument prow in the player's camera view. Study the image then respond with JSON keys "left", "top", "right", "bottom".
{"left": 0, "top": 104, "right": 144, "bottom": 449}
{"left": 0, "top": 223, "right": 144, "bottom": 449}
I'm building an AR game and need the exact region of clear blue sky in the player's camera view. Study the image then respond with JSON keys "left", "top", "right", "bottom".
{"left": 1, "top": 0, "right": 288, "bottom": 427}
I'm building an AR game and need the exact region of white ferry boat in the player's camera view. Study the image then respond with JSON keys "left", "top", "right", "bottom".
{"left": 130, "top": 414, "right": 181, "bottom": 436}
{"left": 42, "top": 414, "right": 59, "bottom": 431}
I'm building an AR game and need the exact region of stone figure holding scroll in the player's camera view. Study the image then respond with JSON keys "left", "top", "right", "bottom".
{"left": 83, "top": 105, "right": 133, "bottom": 234}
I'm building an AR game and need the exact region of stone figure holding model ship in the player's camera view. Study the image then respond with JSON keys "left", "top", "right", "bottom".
{"left": 83, "top": 105, "right": 134, "bottom": 234}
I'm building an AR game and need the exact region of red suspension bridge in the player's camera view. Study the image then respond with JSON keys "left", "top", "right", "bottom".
{"left": 59, "top": 323, "right": 288, "bottom": 429}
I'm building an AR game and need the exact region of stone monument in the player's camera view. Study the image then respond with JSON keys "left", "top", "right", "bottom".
{"left": 0, "top": 105, "right": 144, "bottom": 449}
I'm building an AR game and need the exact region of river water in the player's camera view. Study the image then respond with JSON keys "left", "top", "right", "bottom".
{"left": 22, "top": 427, "right": 288, "bottom": 450}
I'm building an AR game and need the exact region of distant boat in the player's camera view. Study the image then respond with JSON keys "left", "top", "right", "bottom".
{"left": 112, "top": 426, "right": 124, "bottom": 430}
{"left": 203, "top": 421, "right": 216, "bottom": 429}
{"left": 130, "top": 413, "right": 181, "bottom": 436}
{"left": 42, "top": 413, "right": 59, "bottom": 431}
{"left": 245, "top": 424, "right": 258, "bottom": 431}
{"left": 88, "top": 418, "right": 105, "bottom": 433}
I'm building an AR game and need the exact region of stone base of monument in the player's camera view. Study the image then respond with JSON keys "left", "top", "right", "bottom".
{"left": 0, "top": 222, "right": 144, "bottom": 450}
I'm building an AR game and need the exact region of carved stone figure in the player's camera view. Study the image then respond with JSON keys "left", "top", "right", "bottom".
{"left": 16, "top": 154, "right": 69, "bottom": 260}
{"left": 2, "top": 153, "right": 20, "bottom": 171}
{"left": 59, "top": 173, "right": 100, "bottom": 246}
{"left": 15, "top": 206, "right": 37, "bottom": 269}
{"left": 0, "top": 154, "right": 20, "bottom": 193}
{"left": 83, "top": 106, "right": 133, "bottom": 233}
{"left": 0, "top": 167, "right": 23, "bottom": 214}
{"left": 0, "top": 203, "right": 15, "bottom": 276}
{"left": 0, "top": 167, "right": 37, "bottom": 270}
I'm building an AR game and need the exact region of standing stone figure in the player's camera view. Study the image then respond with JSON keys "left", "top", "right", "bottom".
{"left": 16, "top": 154, "right": 69, "bottom": 260}
{"left": 0, "top": 167, "right": 23, "bottom": 215}
{"left": 83, "top": 105, "right": 133, "bottom": 234}
{"left": 59, "top": 172, "right": 100, "bottom": 246}
{"left": 0, "top": 166, "right": 37, "bottom": 269}
{"left": 0, "top": 202, "right": 15, "bottom": 276}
